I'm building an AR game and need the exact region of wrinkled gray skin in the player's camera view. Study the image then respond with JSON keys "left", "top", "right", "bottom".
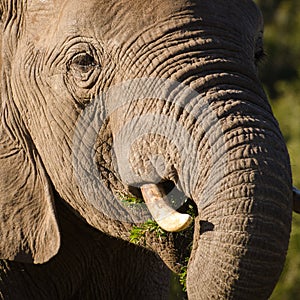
{"left": 0, "top": 0, "right": 294, "bottom": 299}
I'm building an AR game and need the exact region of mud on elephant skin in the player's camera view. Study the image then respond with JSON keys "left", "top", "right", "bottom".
{"left": 0, "top": 0, "right": 298, "bottom": 299}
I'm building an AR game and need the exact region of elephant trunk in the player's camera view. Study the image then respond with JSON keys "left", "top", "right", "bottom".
{"left": 184, "top": 81, "right": 292, "bottom": 298}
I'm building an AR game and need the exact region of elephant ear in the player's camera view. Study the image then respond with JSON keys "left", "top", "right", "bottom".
{"left": 0, "top": 3, "right": 60, "bottom": 264}
{"left": 0, "top": 120, "right": 60, "bottom": 264}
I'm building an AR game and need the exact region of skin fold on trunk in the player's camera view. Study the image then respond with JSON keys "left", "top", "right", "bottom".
{"left": 183, "top": 80, "right": 292, "bottom": 299}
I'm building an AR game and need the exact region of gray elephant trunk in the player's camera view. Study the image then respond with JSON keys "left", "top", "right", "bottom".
{"left": 184, "top": 81, "right": 292, "bottom": 299}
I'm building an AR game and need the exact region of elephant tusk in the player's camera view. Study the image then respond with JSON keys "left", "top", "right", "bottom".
{"left": 140, "top": 184, "right": 193, "bottom": 232}
{"left": 293, "top": 187, "right": 300, "bottom": 213}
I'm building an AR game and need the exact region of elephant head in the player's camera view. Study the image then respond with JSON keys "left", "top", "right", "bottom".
{"left": 0, "top": 0, "right": 295, "bottom": 298}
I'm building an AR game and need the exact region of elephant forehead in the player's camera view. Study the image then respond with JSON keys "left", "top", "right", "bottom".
{"left": 25, "top": 0, "right": 190, "bottom": 39}
{"left": 25, "top": 0, "right": 262, "bottom": 45}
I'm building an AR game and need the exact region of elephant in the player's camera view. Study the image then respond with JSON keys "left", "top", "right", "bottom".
{"left": 0, "top": 0, "right": 299, "bottom": 299}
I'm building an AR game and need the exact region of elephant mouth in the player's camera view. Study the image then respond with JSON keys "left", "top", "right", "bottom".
{"left": 125, "top": 180, "right": 197, "bottom": 232}
{"left": 96, "top": 154, "right": 198, "bottom": 270}
{"left": 123, "top": 181, "right": 198, "bottom": 272}
{"left": 94, "top": 123, "right": 195, "bottom": 232}
{"left": 95, "top": 139, "right": 196, "bottom": 231}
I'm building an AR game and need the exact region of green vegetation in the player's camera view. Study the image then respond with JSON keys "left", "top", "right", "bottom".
{"left": 129, "top": 219, "right": 167, "bottom": 245}
{"left": 178, "top": 257, "right": 190, "bottom": 293}
{"left": 118, "top": 193, "right": 144, "bottom": 205}
{"left": 129, "top": 216, "right": 195, "bottom": 293}
{"left": 125, "top": 193, "right": 196, "bottom": 294}
{"left": 175, "top": 204, "right": 196, "bottom": 293}
{"left": 254, "top": 1, "right": 300, "bottom": 298}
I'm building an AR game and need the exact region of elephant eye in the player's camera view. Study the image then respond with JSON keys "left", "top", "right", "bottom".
{"left": 254, "top": 34, "right": 266, "bottom": 66}
{"left": 254, "top": 49, "right": 266, "bottom": 66}
{"left": 69, "top": 53, "right": 97, "bottom": 73}
{"left": 65, "top": 43, "right": 102, "bottom": 105}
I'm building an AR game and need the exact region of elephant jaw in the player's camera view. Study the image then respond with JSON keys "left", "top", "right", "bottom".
{"left": 140, "top": 184, "right": 193, "bottom": 232}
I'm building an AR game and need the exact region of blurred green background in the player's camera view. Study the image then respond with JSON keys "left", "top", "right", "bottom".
{"left": 255, "top": 0, "right": 300, "bottom": 298}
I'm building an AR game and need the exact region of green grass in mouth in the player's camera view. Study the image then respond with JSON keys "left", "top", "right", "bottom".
{"left": 125, "top": 198, "right": 197, "bottom": 292}
{"left": 118, "top": 193, "right": 144, "bottom": 204}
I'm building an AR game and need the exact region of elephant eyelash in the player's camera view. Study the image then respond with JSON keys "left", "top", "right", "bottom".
{"left": 69, "top": 53, "right": 98, "bottom": 73}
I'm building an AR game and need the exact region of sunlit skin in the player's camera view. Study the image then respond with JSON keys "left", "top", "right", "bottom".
{"left": 0, "top": 1, "right": 295, "bottom": 299}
